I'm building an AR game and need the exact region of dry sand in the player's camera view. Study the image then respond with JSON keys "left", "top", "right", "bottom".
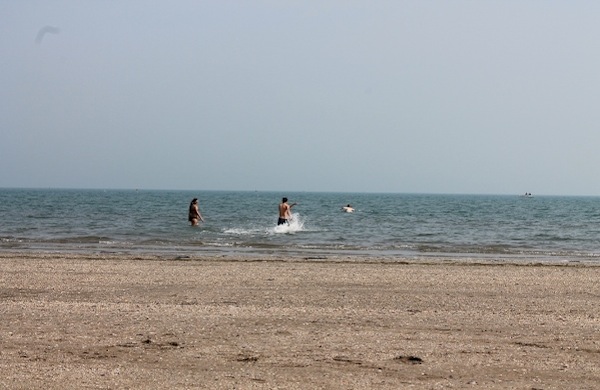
{"left": 0, "top": 252, "right": 599, "bottom": 389}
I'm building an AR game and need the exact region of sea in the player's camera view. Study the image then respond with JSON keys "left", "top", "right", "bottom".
{"left": 2, "top": 188, "right": 600, "bottom": 263}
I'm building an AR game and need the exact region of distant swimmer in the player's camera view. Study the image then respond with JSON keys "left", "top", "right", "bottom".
{"left": 278, "top": 197, "right": 297, "bottom": 225}
{"left": 188, "top": 198, "right": 204, "bottom": 226}
{"left": 342, "top": 204, "right": 354, "bottom": 213}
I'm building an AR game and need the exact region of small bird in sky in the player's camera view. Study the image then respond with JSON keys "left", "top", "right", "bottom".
{"left": 35, "top": 26, "right": 60, "bottom": 44}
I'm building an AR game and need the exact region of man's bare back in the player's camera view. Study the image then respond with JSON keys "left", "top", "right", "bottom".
{"left": 278, "top": 197, "right": 297, "bottom": 225}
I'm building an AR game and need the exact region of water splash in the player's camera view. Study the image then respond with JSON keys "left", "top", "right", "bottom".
{"left": 272, "top": 213, "right": 305, "bottom": 234}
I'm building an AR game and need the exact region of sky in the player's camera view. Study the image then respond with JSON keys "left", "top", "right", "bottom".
{"left": 2, "top": 1, "right": 600, "bottom": 195}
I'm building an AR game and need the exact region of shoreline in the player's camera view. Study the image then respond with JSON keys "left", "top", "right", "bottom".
{"left": 1, "top": 251, "right": 599, "bottom": 389}
{"left": 2, "top": 249, "right": 600, "bottom": 266}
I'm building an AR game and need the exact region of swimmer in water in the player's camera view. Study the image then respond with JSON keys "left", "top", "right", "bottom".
{"left": 342, "top": 204, "right": 354, "bottom": 213}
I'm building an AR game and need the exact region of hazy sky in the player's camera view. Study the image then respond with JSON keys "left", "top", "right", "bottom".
{"left": 2, "top": 1, "right": 600, "bottom": 195}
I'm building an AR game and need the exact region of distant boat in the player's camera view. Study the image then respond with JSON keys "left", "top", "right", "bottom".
{"left": 520, "top": 193, "right": 534, "bottom": 198}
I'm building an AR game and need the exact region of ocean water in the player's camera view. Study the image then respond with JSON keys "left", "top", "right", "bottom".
{"left": 1, "top": 188, "right": 600, "bottom": 262}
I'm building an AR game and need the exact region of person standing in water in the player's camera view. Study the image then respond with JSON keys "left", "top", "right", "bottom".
{"left": 278, "top": 197, "right": 297, "bottom": 225}
{"left": 188, "top": 198, "right": 204, "bottom": 226}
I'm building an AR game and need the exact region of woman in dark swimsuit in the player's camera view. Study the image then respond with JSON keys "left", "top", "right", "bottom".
{"left": 188, "top": 198, "right": 204, "bottom": 226}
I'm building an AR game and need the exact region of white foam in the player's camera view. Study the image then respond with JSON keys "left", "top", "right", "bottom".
{"left": 272, "top": 212, "right": 305, "bottom": 234}
{"left": 222, "top": 213, "right": 307, "bottom": 236}
{"left": 224, "top": 227, "right": 255, "bottom": 235}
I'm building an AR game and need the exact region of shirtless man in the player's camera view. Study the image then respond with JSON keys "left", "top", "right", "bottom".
{"left": 278, "top": 197, "right": 297, "bottom": 225}
{"left": 188, "top": 198, "right": 204, "bottom": 226}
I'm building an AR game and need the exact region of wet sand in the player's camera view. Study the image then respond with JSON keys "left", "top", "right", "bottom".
{"left": 0, "top": 252, "right": 599, "bottom": 389}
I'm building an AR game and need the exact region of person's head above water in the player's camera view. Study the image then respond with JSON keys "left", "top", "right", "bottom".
{"left": 282, "top": 197, "right": 288, "bottom": 203}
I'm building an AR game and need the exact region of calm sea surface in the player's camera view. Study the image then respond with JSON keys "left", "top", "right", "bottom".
{"left": 2, "top": 189, "right": 600, "bottom": 263}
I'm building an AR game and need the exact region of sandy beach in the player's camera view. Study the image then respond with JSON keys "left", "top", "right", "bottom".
{"left": 0, "top": 252, "right": 598, "bottom": 389}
